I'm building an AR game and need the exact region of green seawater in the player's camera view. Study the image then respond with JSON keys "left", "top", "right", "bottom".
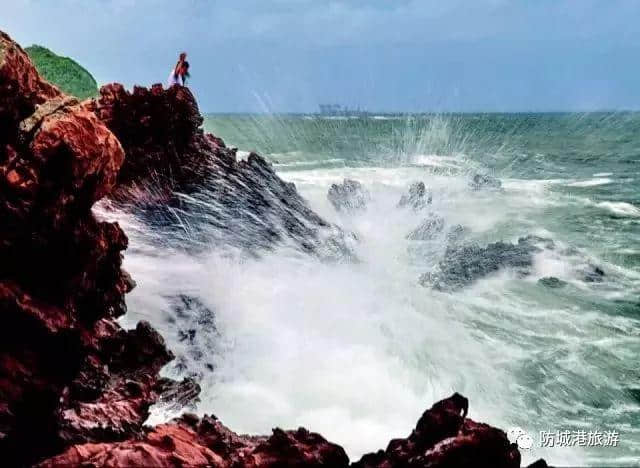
{"left": 205, "top": 112, "right": 640, "bottom": 268}
{"left": 199, "top": 113, "right": 639, "bottom": 466}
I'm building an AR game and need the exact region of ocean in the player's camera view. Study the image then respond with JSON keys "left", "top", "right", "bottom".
{"left": 119, "top": 112, "right": 640, "bottom": 466}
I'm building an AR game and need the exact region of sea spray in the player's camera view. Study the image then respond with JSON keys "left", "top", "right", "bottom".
{"left": 113, "top": 112, "right": 640, "bottom": 466}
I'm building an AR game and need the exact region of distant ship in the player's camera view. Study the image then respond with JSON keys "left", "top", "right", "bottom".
{"left": 318, "top": 104, "right": 369, "bottom": 117}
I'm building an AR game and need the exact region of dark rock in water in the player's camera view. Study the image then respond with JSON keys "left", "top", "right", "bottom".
{"left": 407, "top": 213, "right": 445, "bottom": 240}
{"left": 422, "top": 236, "right": 546, "bottom": 290}
{"left": 470, "top": 173, "right": 503, "bottom": 191}
{"left": 164, "top": 294, "right": 219, "bottom": 380}
{"left": 328, "top": 178, "right": 370, "bottom": 212}
{"left": 583, "top": 264, "right": 606, "bottom": 283}
{"left": 538, "top": 276, "right": 567, "bottom": 288}
{"left": 627, "top": 388, "right": 640, "bottom": 404}
{"left": 398, "top": 181, "right": 432, "bottom": 210}
{"left": 155, "top": 377, "right": 201, "bottom": 413}
{"left": 525, "top": 460, "right": 549, "bottom": 468}
{"left": 92, "top": 83, "right": 355, "bottom": 260}
{"left": 447, "top": 224, "right": 469, "bottom": 244}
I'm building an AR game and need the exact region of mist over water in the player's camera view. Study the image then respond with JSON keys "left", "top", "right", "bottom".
{"left": 114, "top": 113, "right": 640, "bottom": 466}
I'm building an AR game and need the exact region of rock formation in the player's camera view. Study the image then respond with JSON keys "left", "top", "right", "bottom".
{"left": 0, "top": 30, "right": 187, "bottom": 466}
{"left": 407, "top": 213, "right": 446, "bottom": 240}
{"left": 420, "top": 236, "right": 543, "bottom": 291}
{"left": 1, "top": 31, "right": 546, "bottom": 467}
{"left": 398, "top": 181, "right": 432, "bottom": 210}
{"left": 41, "top": 393, "right": 548, "bottom": 468}
{"left": 469, "top": 173, "right": 503, "bottom": 191}
{"left": 91, "top": 82, "right": 355, "bottom": 259}
{"left": 327, "top": 178, "right": 370, "bottom": 212}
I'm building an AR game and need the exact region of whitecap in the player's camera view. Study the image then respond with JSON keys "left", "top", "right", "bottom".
{"left": 410, "top": 154, "right": 461, "bottom": 169}
{"left": 596, "top": 201, "right": 640, "bottom": 217}
{"left": 566, "top": 178, "right": 612, "bottom": 188}
{"left": 274, "top": 158, "right": 345, "bottom": 168}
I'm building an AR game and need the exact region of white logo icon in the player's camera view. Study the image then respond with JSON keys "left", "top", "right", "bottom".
{"left": 507, "top": 427, "right": 533, "bottom": 450}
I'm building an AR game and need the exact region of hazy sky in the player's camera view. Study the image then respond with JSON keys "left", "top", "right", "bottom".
{"left": 4, "top": 0, "right": 640, "bottom": 112}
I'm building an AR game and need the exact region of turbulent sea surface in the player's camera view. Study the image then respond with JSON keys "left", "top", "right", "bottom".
{"left": 120, "top": 113, "right": 640, "bottom": 466}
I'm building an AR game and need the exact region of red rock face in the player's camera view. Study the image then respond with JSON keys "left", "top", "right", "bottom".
{"left": 0, "top": 31, "right": 171, "bottom": 466}
{"left": 40, "top": 416, "right": 350, "bottom": 468}
{"left": 93, "top": 82, "right": 232, "bottom": 200}
{"left": 40, "top": 394, "right": 536, "bottom": 468}
{"left": 0, "top": 30, "right": 546, "bottom": 468}
{"left": 0, "top": 32, "right": 59, "bottom": 129}
{"left": 354, "top": 394, "right": 523, "bottom": 468}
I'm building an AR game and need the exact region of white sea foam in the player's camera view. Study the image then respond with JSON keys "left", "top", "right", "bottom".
{"left": 116, "top": 162, "right": 638, "bottom": 467}
{"left": 273, "top": 158, "right": 345, "bottom": 168}
{"left": 410, "top": 153, "right": 462, "bottom": 169}
{"left": 566, "top": 178, "right": 612, "bottom": 187}
{"left": 596, "top": 201, "right": 640, "bottom": 217}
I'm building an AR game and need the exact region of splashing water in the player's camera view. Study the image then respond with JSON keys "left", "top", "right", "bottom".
{"left": 113, "top": 113, "right": 640, "bottom": 466}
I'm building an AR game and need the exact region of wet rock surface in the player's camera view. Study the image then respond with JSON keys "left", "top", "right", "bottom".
{"left": 421, "top": 236, "right": 547, "bottom": 290}
{"left": 93, "top": 82, "right": 356, "bottom": 259}
{"left": 470, "top": 173, "right": 503, "bottom": 191}
{"left": 328, "top": 178, "right": 370, "bottom": 212}
{"left": 1, "top": 31, "right": 544, "bottom": 467}
{"left": 407, "top": 213, "right": 446, "bottom": 240}
{"left": 398, "top": 181, "right": 432, "bottom": 210}
{"left": 41, "top": 393, "right": 538, "bottom": 468}
{"left": 582, "top": 264, "right": 606, "bottom": 283}
{"left": 0, "top": 31, "right": 170, "bottom": 465}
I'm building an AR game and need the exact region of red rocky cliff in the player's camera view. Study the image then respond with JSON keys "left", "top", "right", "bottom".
{"left": 0, "top": 31, "right": 546, "bottom": 468}
{"left": 88, "top": 82, "right": 233, "bottom": 200}
{"left": 0, "top": 31, "right": 177, "bottom": 465}
{"left": 42, "top": 393, "right": 539, "bottom": 468}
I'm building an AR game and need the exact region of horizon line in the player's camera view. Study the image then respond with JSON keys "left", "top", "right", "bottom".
{"left": 202, "top": 109, "right": 640, "bottom": 115}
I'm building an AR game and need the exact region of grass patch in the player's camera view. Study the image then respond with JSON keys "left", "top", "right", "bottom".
{"left": 26, "top": 45, "right": 98, "bottom": 100}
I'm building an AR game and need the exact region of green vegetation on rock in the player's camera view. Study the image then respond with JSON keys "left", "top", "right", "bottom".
{"left": 25, "top": 45, "right": 98, "bottom": 99}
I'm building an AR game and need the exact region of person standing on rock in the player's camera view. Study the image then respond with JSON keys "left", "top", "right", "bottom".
{"left": 168, "top": 52, "right": 190, "bottom": 87}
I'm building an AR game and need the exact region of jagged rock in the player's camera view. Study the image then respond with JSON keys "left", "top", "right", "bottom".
{"left": 90, "top": 82, "right": 223, "bottom": 196}
{"left": 328, "top": 179, "right": 370, "bottom": 212}
{"left": 92, "top": 83, "right": 355, "bottom": 259}
{"left": 398, "top": 181, "right": 432, "bottom": 210}
{"left": 354, "top": 394, "right": 520, "bottom": 468}
{"left": 422, "top": 236, "right": 548, "bottom": 290}
{"left": 40, "top": 415, "right": 350, "bottom": 468}
{"left": 583, "top": 264, "right": 605, "bottom": 283}
{"left": 162, "top": 294, "right": 220, "bottom": 381}
{"left": 0, "top": 31, "right": 168, "bottom": 465}
{"left": 40, "top": 394, "right": 523, "bottom": 468}
{"left": 470, "top": 173, "right": 502, "bottom": 191}
{"left": 0, "top": 32, "right": 59, "bottom": 128}
{"left": 155, "top": 377, "right": 201, "bottom": 413}
{"left": 407, "top": 213, "right": 445, "bottom": 240}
